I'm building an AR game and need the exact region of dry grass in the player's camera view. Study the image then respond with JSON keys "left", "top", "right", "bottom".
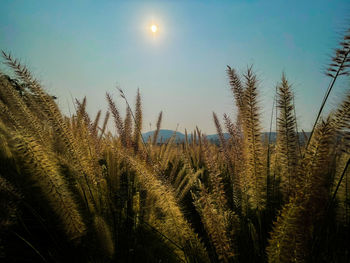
{"left": 0, "top": 27, "right": 349, "bottom": 262}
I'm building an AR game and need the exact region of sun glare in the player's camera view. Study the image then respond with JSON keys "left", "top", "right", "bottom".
{"left": 150, "top": 24, "right": 158, "bottom": 33}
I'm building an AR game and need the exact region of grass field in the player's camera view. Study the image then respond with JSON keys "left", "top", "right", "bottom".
{"left": 0, "top": 29, "right": 349, "bottom": 263}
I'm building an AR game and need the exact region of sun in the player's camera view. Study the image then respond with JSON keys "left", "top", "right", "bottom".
{"left": 150, "top": 24, "right": 158, "bottom": 33}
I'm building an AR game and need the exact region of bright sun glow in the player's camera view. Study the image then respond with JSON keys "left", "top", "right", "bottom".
{"left": 150, "top": 24, "right": 158, "bottom": 33}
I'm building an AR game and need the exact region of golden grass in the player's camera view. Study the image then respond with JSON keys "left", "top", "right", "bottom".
{"left": 0, "top": 28, "right": 349, "bottom": 262}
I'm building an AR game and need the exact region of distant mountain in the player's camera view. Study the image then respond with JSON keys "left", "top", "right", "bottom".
{"left": 142, "top": 129, "right": 229, "bottom": 144}
{"left": 142, "top": 129, "right": 185, "bottom": 143}
{"left": 142, "top": 130, "right": 310, "bottom": 144}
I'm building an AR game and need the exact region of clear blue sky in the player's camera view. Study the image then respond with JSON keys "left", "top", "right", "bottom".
{"left": 0, "top": 0, "right": 349, "bottom": 134}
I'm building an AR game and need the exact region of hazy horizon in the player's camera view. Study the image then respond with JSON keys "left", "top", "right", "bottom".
{"left": 1, "top": 0, "right": 349, "bottom": 134}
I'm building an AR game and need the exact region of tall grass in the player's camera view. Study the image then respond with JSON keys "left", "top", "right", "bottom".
{"left": 0, "top": 27, "right": 349, "bottom": 262}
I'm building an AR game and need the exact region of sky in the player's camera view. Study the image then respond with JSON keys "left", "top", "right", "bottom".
{"left": 0, "top": 0, "right": 349, "bottom": 134}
